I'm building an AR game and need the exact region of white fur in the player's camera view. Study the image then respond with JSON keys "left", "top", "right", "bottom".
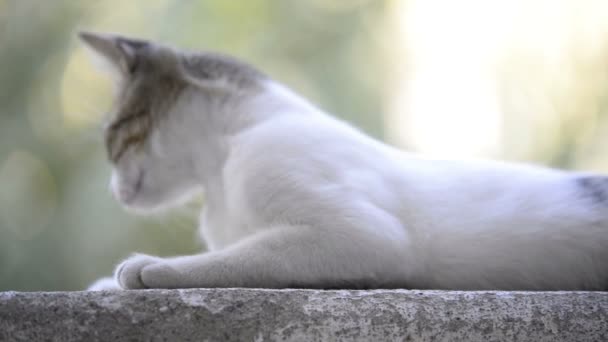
{"left": 93, "top": 78, "right": 607, "bottom": 291}
{"left": 87, "top": 277, "right": 120, "bottom": 291}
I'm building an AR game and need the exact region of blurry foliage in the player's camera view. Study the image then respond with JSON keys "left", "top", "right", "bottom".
{"left": 493, "top": 0, "right": 608, "bottom": 168}
{"left": 1, "top": 0, "right": 608, "bottom": 291}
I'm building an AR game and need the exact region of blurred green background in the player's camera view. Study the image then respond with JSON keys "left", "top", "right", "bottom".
{"left": 1, "top": 0, "right": 608, "bottom": 291}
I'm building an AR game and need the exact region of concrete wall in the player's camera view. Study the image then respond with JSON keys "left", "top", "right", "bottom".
{"left": 1, "top": 289, "right": 606, "bottom": 341}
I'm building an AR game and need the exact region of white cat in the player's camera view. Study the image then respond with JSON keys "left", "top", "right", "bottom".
{"left": 80, "top": 31, "right": 607, "bottom": 291}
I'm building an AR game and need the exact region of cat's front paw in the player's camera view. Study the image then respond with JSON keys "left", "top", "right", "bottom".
{"left": 115, "top": 253, "right": 164, "bottom": 289}
{"left": 87, "top": 276, "right": 121, "bottom": 291}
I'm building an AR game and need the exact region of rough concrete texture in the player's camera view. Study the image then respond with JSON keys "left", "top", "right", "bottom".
{"left": 0, "top": 289, "right": 606, "bottom": 341}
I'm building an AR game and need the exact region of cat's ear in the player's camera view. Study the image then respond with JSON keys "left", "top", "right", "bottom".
{"left": 78, "top": 31, "right": 148, "bottom": 75}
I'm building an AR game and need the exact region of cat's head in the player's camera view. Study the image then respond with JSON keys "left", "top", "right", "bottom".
{"left": 79, "top": 31, "right": 265, "bottom": 212}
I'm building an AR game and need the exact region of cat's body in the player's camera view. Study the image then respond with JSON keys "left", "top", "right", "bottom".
{"left": 80, "top": 32, "right": 608, "bottom": 291}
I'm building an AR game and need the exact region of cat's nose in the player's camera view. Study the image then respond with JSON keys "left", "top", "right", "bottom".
{"left": 115, "top": 186, "right": 137, "bottom": 204}
{"left": 110, "top": 174, "right": 137, "bottom": 204}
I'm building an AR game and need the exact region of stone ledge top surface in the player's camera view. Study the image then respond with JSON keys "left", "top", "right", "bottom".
{"left": 1, "top": 289, "right": 606, "bottom": 341}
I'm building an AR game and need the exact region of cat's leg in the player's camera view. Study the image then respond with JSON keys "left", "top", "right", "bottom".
{"left": 87, "top": 276, "right": 121, "bottom": 291}
{"left": 116, "top": 224, "right": 411, "bottom": 289}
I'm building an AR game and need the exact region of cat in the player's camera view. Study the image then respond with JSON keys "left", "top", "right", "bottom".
{"left": 80, "top": 31, "right": 608, "bottom": 291}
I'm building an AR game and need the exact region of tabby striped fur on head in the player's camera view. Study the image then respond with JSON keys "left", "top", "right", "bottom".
{"left": 79, "top": 31, "right": 266, "bottom": 163}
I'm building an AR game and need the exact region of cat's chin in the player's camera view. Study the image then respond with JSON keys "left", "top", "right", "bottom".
{"left": 119, "top": 189, "right": 202, "bottom": 215}
{"left": 121, "top": 203, "right": 164, "bottom": 215}
{"left": 119, "top": 200, "right": 174, "bottom": 216}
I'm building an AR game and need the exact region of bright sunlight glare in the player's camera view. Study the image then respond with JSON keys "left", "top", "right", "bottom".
{"left": 386, "top": 0, "right": 608, "bottom": 159}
